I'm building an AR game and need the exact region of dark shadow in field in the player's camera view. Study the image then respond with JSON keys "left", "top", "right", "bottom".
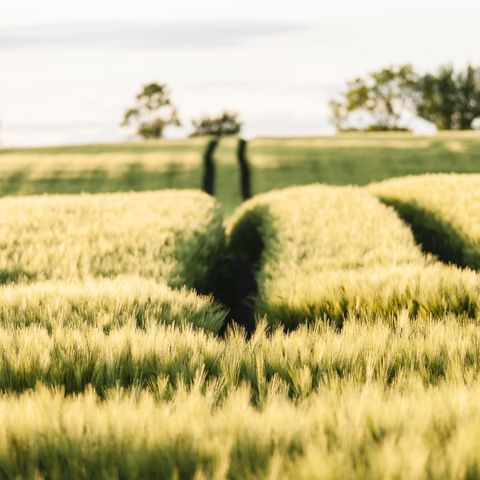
{"left": 202, "top": 210, "right": 266, "bottom": 336}
{"left": 215, "top": 255, "right": 258, "bottom": 336}
{"left": 119, "top": 164, "right": 143, "bottom": 189}
{"left": 237, "top": 138, "right": 252, "bottom": 200}
{"left": 378, "top": 197, "right": 477, "bottom": 270}
{"left": 218, "top": 205, "right": 272, "bottom": 336}
{"left": 0, "top": 164, "right": 205, "bottom": 197}
{"left": 27, "top": 169, "right": 109, "bottom": 194}
{"left": 1, "top": 169, "right": 31, "bottom": 195}
{"left": 202, "top": 139, "right": 217, "bottom": 195}
{"left": 0, "top": 269, "right": 36, "bottom": 285}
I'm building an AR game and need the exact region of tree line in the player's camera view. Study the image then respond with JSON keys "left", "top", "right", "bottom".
{"left": 122, "top": 64, "right": 480, "bottom": 139}
{"left": 330, "top": 64, "right": 480, "bottom": 131}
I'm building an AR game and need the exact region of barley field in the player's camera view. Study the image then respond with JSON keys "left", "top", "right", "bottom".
{"left": 1, "top": 134, "right": 480, "bottom": 478}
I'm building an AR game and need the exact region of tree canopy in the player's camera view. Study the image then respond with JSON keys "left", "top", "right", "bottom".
{"left": 416, "top": 65, "right": 480, "bottom": 130}
{"left": 121, "top": 83, "right": 181, "bottom": 139}
{"left": 191, "top": 111, "right": 242, "bottom": 137}
{"left": 331, "top": 64, "right": 480, "bottom": 131}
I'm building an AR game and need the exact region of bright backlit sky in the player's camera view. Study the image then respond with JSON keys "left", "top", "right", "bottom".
{"left": 1, "top": 0, "right": 479, "bottom": 146}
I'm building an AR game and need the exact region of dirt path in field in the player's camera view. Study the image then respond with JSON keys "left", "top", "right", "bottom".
{"left": 203, "top": 137, "right": 258, "bottom": 334}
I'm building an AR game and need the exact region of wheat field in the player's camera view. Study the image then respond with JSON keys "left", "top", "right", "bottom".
{"left": 0, "top": 189, "right": 224, "bottom": 291}
{"left": 2, "top": 317, "right": 480, "bottom": 477}
{"left": 369, "top": 174, "right": 480, "bottom": 269}
{"left": 228, "top": 184, "right": 480, "bottom": 328}
{"left": 1, "top": 139, "right": 480, "bottom": 477}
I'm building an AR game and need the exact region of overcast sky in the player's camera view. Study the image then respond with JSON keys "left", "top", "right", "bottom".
{"left": 0, "top": 0, "right": 479, "bottom": 146}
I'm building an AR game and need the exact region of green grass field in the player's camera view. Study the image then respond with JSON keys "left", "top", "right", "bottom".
{"left": 2, "top": 132, "right": 480, "bottom": 211}
{"left": 249, "top": 132, "right": 480, "bottom": 195}
{"left": 0, "top": 137, "right": 244, "bottom": 212}
{"left": 1, "top": 133, "right": 480, "bottom": 478}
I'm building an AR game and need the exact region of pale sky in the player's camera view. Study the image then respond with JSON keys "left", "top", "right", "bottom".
{"left": 0, "top": 0, "right": 479, "bottom": 146}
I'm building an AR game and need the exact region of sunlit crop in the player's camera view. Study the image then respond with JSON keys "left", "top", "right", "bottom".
{"left": 0, "top": 162, "right": 479, "bottom": 478}
{"left": 228, "top": 184, "right": 480, "bottom": 328}
{"left": 0, "top": 189, "right": 224, "bottom": 292}
{"left": 369, "top": 173, "right": 480, "bottom": 268}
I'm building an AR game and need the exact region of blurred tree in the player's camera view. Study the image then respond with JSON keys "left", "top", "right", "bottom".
{"left": 121, "top": 83, "right": 181, "bottom": 139}
{"left": 416, "top": 64, "right": 480, "bottom": 130}
{"left": 191, "top": 111, "right": 242, "bottom": 137}
{"left": 331, "top": 64, "right": 480, "bottom": 131}
{"left": 330, "top": 65, "right": 418, "bottom": 131}
{"left": 328, "top": 99, "right": 349, "bottom": 132}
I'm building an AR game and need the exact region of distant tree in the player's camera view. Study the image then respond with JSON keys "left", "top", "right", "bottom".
{"left": 191, "top": 111, "right": 242, "bottom": 137}
{"left": 416, "top": 64, "right": 480, "bottom": 130}
{"left": 331, "top": 64, "right": 480, "bottom": 131}
{"left": 328, "top": 99, "right": 349, "bottom": 132}
{"left": 330, "top": 65, "right": 418, "bottom": 131}
{"left": 121, "top": 83, "right": 181, "bottom": 139}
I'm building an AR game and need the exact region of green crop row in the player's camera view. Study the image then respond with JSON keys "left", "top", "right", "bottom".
{"left": 1, "top": 316, "right": 480, "bottom": 397}
{"left": 228, "top": 184, "right": 480, "bottom": 328}
{"left": 369, "top": 173, "right": 480, "bottom": 269}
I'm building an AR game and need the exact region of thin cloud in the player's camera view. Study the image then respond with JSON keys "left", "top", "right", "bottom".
{"left": 0, "top": 21, "right": 309, "bottom": 50}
